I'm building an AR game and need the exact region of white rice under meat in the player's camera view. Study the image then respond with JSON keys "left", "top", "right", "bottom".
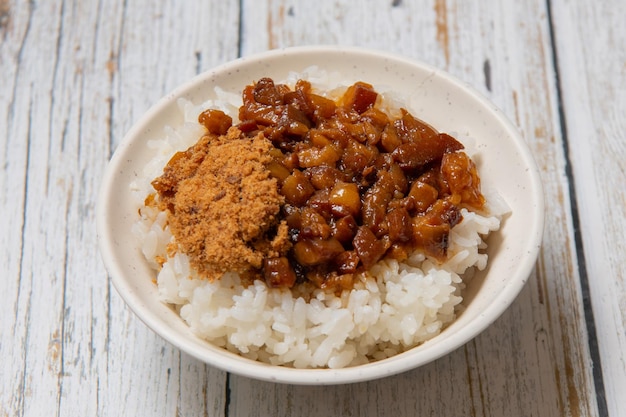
{"left": 130, "top": 69, "right": 507, "bottom": 369}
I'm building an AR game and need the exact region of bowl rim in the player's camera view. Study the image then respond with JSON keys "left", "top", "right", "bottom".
{"left": 96, "top": 45, "right": 545, "bottom": 385}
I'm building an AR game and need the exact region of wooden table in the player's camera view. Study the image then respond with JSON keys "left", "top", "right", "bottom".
{"left": 2, "top": 0, "right": 624, "bottom": 415}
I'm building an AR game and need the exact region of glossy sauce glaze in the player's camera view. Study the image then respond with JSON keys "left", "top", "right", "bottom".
{"left": 158, "top": 78, "right": 485, "bottom": 291}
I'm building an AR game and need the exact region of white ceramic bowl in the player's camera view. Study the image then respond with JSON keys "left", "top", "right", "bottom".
{"left": 97, "top": 46, "right": 544, "bottom": 384}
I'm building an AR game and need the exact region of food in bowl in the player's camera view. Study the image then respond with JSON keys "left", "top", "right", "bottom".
{"left": 130, "top": 69, "right": 508, "bottom": 369}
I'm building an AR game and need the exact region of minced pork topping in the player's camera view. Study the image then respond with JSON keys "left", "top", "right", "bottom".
{"left": 150, "top": 78, "right": 485, "bottom": 291}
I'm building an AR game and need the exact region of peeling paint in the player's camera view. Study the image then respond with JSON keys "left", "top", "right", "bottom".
{"left": 534, "top": 126, "right": 546, "bottom": 139}
{"left": 559, "top": 309, "right": 585, "bottom": 417}
{"left": 0, "top": 0, "right": 10, "bottom": 30}
{"left": 47, "top": 330, "right": 62, "bottom": 373}
{"left": 511, "top": 90, "right": 520, "bottom": 127}
{"left": 267, "top": 4, "right": 286, "bottom": 50}
{"left": 434, "top": 0, "right": 449, "bottom": 65}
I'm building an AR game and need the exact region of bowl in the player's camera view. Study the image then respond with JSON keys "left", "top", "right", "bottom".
{"left": 96, "top": 46, "right": 544, "bottom": 384}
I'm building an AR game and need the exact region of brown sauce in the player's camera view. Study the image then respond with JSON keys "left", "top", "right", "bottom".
{"left": 152, "top": 78, "right": 485, "bottom": 291}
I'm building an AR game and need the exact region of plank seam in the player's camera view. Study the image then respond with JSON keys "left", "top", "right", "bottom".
{"left": 54, "top": 3, "right": 69, "bottom": 414}
{"left": 237, "top": 0, "right": 244, "bottom": 58}
{"left": 224, "top": 372, "right": 232, "bottom": 417}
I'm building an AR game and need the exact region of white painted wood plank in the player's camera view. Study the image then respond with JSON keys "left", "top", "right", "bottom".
{"left": 0, "top": 0, "right": 239, "bottom": 416}
{"left": 0, "top": 4, "right": 32, "bottom": 417}
{"left": 233, "top": 0, "right": 600, "bottom": 415}
{"left": 74, "top": 0, "right": 241, "bottom": 414}
{"left": 551, "top": 0, "right": 626, "bottom": 415}
{"left": 0, "top": 2, "right": 70, "bottom": 415}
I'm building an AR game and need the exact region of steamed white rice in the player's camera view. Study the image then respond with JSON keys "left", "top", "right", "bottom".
{"left": 130, "top": 68, "right": 508, "bottom": 369}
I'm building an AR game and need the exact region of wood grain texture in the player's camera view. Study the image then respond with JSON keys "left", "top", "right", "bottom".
{"left": 1, "top": 0, "right": 622, "bottom": 415}
{"left": 0, "top": 0, "right": 238, "bottom": 416}
{"left": 550, "top": 0, "right": 626, "bottom": 415}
